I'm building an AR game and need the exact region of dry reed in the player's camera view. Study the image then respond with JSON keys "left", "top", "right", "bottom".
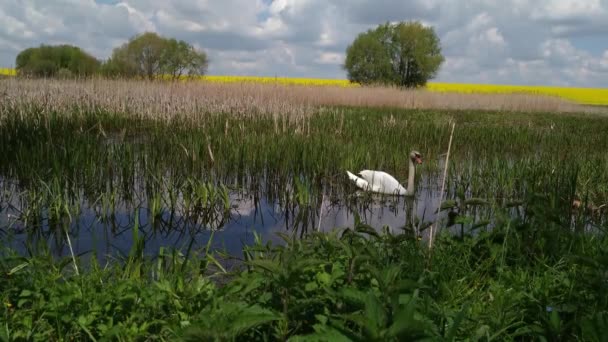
{"left": 0, "top": 79, "right": 596, "bottom": 124}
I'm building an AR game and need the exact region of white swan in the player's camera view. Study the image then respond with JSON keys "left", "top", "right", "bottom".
{"left": 346, "top": 151, "right": 423, "bottom": 196}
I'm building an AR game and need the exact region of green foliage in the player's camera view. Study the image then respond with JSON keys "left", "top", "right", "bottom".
{"left": 162, "top": 38, "right": 209, "bottom": 80}
{"left": 344, "top": 21, "right": 444, "bottom": 88}
{"left": 102, "top": 32, "right": 208, "bottom": 80}
{"left": 1, "top": 204, "right": 606, "bottom": 340}
{"left": 15, "top": 44, "right": 100, "bottom": 78}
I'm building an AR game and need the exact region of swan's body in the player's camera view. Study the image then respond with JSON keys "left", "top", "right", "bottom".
{"left": 346, "top": 151, "right": 422, "bottom": 196}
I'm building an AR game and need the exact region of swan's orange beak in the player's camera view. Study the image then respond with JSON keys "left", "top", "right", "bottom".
{"left": 415, "top": 156, "right": 423, "bottom": 164}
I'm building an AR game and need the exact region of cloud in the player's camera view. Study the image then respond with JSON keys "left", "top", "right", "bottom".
{"left": 0, "top": 0, "right": 606, "bottom": 86}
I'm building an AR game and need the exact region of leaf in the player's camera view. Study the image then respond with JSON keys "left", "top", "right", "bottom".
{"left": 387, "top": 300, "right": 417, "bottom": 337}
{"left": 288, "top": 325, "right": 352, "bottom": 342}
{"left": 19, "top": 290, "right": 33, "bottom": 297}
{"left": 454, "top": 215, "right": 474, "bottom": 225}
{"left": 246, "top": 259, "right": 281, "bottom": 274}
{"left": 305, "top": 282, "right": 319, "bottom": 292}
{"left": 354, "top": 223, "right": 380, "bottom": 238}
{"left": 8, "top": 262, "right": 29, "bottom": 275}
{"left": 471, "top": 220, "right": 491, "bottom": 230}
{"left": 228, "top": 304, "right": 282, "bottom": 336}
{"left": 290, "top": 258, "right": 325, "bottom": 273}
{"left": 338, "top": 287, "right": 368, "bottom": 306}
{"left": 445, "top": 303, "right": 469, "bottom": 341}
{"left": 440, "top": 200, "right": 458, "bottom": 211}
{"left": 78, "top": 321, "right": 98, "bottom": 342}
{"left": 364, "top": 292, "right": 386, "bottom": 335}
{"left": 464, "top": 198, "right": 490, "bottom": 206}
{"left": 393, "top": 279, "right": 422, "bottom": 293}
{"left": 206, "top": 254, "right": 227, "bottom": 274}
{"left": 238, "top": 276, "right": 263, "bottom": 296}
{"left": 316, "top": 272, "right": 332, "bottom": 286}
{"left": 549, "top": 310, "right": 561, "bottom": 332}
{"left": 474, "top": 325, "right": 490, "bottom": 340}
{"left": 184, "top": 302, "right": 281, "bottom": 340}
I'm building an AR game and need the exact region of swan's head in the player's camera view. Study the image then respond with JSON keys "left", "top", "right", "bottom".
{"left": 410, "top": 151, "right": 423, "bottom": 165}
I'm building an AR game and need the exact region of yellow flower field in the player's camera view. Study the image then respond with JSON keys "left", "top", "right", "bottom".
{"left": 1, "top": 67, "right": 605, "bottom": 105}
{"left": 427, "top": 82, "right": 608, "bottom": 106}
{"left": 0, "top": 68, "right": 16, "bottom": 76}
{"left": 201, "top": 75, "right": 358, "bottom": 87}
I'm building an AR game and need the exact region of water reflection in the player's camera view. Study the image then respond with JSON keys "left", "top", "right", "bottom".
{"left": 0, "top": 177, "right": 443, "bottom": 261}
{"left": 1, "top": 173, "right": 604, "bottom": 262}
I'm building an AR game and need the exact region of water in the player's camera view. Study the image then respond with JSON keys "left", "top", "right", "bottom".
{"left": 0, "top": 175, "right": 443, "bottom": 261}
{"left": 2, "top": 171, "right": 602, "bottom": 262}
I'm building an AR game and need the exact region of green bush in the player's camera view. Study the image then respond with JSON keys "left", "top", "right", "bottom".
{"left": 15, "top": 44, "right": 100, "bottom": 78}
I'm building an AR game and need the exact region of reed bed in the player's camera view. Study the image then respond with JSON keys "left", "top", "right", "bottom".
{"left": 0, "top": 79, "right": 594, "bottom": 121}
{"left": 2, "top": 68, "right": 607, "bottom": 105}
{"left": 202, "top": 75, "right": 357, "bottom": 87}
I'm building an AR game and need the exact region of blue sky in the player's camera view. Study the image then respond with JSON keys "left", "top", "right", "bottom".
{"left": 1, "top": 0, "right": 607, "bottom": 87}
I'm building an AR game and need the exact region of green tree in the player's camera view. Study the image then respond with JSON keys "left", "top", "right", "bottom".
{"left": 101, "top": 47, "right": 139, "bottom": 79}
{"left": 104, "top": 32, "right": 208, "bottom": 80}
{"left": 344, "top": 21, "right": 444, "bottom": 88}
{"left": 15, "top": 44, "right": 100, "bottom": 78}
{"left": 162, "top": 38, "right": 209, "bottom": 80}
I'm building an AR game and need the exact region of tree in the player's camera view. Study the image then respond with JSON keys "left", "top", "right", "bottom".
{"left": 15, "top": 44, "right": 100, "bottom": 78}
{"left": 344, "top": 21, "right": 444, "bottom": 88}
{"left": 162, "top": 39, "right": 209, "bottom": 80}
{"left": 103, "top": 32, "right": 208, "bottom": 80}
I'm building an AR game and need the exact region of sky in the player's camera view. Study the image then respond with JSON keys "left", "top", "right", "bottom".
{"left": 1, "top": 0, "right": 607, "bottom": 87}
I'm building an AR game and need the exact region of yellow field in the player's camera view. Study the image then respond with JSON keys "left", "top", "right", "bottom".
{"left": 202, "top": 75, "right": 357, "bottom": 87}
{"left": 1, "top": 68, "right": 606, "bottom": 105}
{"left": 0, "top": 68, "right": 16, "bottom": 76}
{"left": 427, "top": 83, "right": 608, "bottom": 106}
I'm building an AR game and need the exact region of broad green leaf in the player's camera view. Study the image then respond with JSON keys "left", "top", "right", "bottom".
{"left": 246, "top": 259, "right": 281, "bottom": 274}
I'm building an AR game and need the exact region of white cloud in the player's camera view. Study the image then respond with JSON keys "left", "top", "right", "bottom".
{"left": 315, "top": 52, "right": 344, "bottom": 65}
{"left": 531, "top": 0, "right": 605, "bottom": 21}
{"left": 0, "top": 0, "right": 607, "bottom": 86}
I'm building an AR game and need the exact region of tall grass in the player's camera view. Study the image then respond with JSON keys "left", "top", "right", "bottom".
{"left": 0, "top": 79, "right": 597, "bottom": 120}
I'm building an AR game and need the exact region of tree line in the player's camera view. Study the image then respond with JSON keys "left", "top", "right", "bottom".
{"left": 16, "top": 32, "right": 208, "bottom": 80}
{"left": 15, "top": 21, "right": 444, "bottom": 87}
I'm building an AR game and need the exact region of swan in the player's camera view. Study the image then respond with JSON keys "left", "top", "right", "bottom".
{"left": 346, "top": 151, "right": 423, "bottom": 196}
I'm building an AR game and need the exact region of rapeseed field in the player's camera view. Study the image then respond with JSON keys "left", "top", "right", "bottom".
{"left": 1, "top": 68, "right": 605, "bottom": 105}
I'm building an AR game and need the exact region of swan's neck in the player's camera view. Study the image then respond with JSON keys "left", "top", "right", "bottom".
{"left": 405, "top": 159, "right": 416, "bottom": 196}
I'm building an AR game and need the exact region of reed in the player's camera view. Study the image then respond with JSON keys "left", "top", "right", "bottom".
{"left": 0, "top": 79, "right": 597, "bottom": 122}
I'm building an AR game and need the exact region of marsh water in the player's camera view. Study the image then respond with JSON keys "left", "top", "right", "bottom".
{"left": 0, "top": 174, "right": 446, "bottom": 260}
{"left": 2, "top": 107, "right": 607, "bottom": 262}
{"left": 2, "top": 163, "right": 604, "bottom": 262}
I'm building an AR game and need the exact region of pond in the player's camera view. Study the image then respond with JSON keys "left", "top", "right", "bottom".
{"left": 2, "top": 106, "right": 607, "bottom": 263}
{"left": 1, "top": 174, "right": 446, "bottom": 261}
